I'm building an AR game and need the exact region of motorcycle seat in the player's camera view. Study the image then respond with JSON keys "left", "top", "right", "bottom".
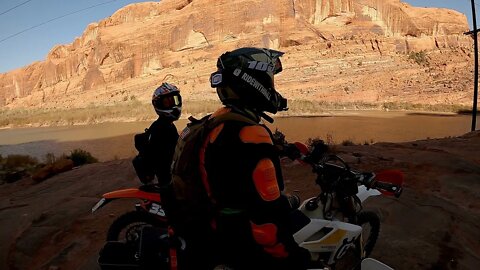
{"left": 139, "top": 184, "right": 162, "bottom": 193}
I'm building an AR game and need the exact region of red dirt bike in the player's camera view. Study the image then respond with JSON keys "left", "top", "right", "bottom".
{"left": 91, "top": 184, "right": 182, "bottom": 269}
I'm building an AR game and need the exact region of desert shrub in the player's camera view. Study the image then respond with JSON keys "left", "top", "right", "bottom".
{"left": 45, "top": 153, "right": 56, "bottom": 165}
{"left": 32, "top": 157, "right": 74, "bottom": 183}
{"left": 0, "top": 154, "right": 39, "bottom": 183}
{"left": 341, "top": 139, "right": 356, "bottom": 146}
{"left": 0, "top": 152, "right": 87, "bottom": 184}
{"left": 272, "top": 129, "right": 287, "bottom": 145}
{"left": 364, "top": 139, "right": 375, "bottom": 145}
{"left": 325, "top": 134, "right": 335, "bottom": 146}
{"left": 408, "top": 51, "right": 429, "bottom": 66}
{"left": 68, "top": 149, "right": 98, "bottom": 167}
{"left": 457, "top": 109, "right": 473, "bottom": 115}
{"left": 306, "top": 137, "right": 326, "bottom": 148}
{"left": 3, "top": 154, "right": 38, "bottom": 170}
{"left": 306, "top": 133, "right": 336, "bottom": 146}
{"left": 3, "top": 170, "right": 29, "bottom": 183}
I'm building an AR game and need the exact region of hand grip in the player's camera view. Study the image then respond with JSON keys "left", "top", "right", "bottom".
{"left": 374, "top": 181, "right": 403, "bottom": 198}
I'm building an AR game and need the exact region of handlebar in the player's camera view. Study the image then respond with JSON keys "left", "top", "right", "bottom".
{"left": 280, "top": 142, "right": 403, "bottom": 198}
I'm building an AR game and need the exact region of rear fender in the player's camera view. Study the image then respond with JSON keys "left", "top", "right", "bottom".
{"left": 103, "top": 188, "right": 161, "bottom": 202}
{"left": 91, "top": 188, "right": 161, "bottom": 213}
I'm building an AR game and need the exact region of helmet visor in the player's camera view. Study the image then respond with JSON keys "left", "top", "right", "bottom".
{"left": 273, "top": 57, "right": 283, "bottom": 74}
{"left": 153, "top": 94, "right": 182, "bottom": 110}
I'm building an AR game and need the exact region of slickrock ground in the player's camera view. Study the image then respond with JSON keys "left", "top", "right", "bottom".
{"left": 0, "top": 131, "right": 479, "bottom": 269}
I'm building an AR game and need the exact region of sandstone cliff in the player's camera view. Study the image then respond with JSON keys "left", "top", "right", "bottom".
{"left": 0, "top": 0, "right": 472, "bottom": 113}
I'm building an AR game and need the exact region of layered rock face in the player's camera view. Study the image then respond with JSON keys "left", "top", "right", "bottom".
{"left": 0, "top": 0, "right": 472, "bottom": 110}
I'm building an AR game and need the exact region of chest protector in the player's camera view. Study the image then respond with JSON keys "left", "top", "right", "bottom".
{"left": 171, "top": 111, "right": 257, "bottom": 226}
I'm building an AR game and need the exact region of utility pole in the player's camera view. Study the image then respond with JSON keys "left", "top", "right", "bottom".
{"left": 471, "top": 0, "right": 478, "bottom": 131}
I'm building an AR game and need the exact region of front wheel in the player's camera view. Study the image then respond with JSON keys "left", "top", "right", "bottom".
{"left": 355, "top": 211, "right": 380, "bottom": 258}
{"left": 107, "top": 211, "right": 167, "bottom": 242}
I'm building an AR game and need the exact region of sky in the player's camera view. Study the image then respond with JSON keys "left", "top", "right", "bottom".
{"left": 0, "top": 0, "right": 476, "bottom": 73}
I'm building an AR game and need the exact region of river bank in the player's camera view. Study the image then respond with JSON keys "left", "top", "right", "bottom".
{"left": 1, "top": 111, "right": 477, "bottom": 163}
{"left": 0, "top": 100, "right": 470, "bottom": 129}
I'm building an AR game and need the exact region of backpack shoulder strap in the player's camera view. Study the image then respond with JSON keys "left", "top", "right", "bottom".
{"left": 207, "top": 111, "right": 258, "bottom": 129}
{"left": 187, "top": 114, "right": 211, "bottom": 125}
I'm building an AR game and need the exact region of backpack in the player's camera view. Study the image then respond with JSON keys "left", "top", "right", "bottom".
{"left": 134, "top": 128, "right": 151, "bottom": 154}
{"left": 132, "top": 128, "right": 155, "bottom": 183}
{"left": 170, "top": 111, "right": 257, "bottom": 227}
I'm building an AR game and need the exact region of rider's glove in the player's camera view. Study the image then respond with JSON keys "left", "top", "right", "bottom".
{"left": 284, "top": 143, "right": 301, "bottom": 160}
{"left": 307, "top": 140, "right": 329, "bottom": 163}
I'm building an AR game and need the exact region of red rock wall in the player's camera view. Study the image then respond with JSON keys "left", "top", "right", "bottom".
{"left": 0, "top": 0, "right": 471, "bottom": 108}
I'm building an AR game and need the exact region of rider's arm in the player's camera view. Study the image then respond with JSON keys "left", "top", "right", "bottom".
{"left": 239, "top": 125, "right": 310, "bottom": 263}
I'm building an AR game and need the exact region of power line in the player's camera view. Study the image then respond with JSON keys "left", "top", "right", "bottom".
{"left": 0, "top": 0, "right": 123, "bottom": 44}
{"left": 0, "top": 0, "right": 34, "bottom": 16}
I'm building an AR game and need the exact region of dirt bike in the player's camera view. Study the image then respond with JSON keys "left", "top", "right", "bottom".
{"left": 91, "top": 184, "right": 179, "bottom": 269}
{"left": 92, "top": 142, "right": 402, "bottom": 270}
{"left": 289, "top": 142, "right": 403, "bottom": 269}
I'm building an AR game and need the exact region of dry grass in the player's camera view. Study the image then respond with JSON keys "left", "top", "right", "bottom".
{"left": 380, "top": 102, "right": 469, "bottom": 112}
{"left": 0, "top": 99, "right": 471, "bottom": 128}
{"left": 1, "top": 154, "right": 38, "bottom": 170}
{"left": 288, "top": 100, "right": 379, "bottom": 113}
{"left": 288, "top": 100, "right": 469, "bottom": 114}
{"left": 0, "top": 100, "right": 152, "bottom": 127}
{"left": 0, "top": 99, "right": 223, "bottom": 128}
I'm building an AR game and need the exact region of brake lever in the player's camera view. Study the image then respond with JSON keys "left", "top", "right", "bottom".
{"left": 394, "top": 186, "right": 403, "bottom": 198}
{"left": 374, "top": 181, "right": 403, "bottom": 198}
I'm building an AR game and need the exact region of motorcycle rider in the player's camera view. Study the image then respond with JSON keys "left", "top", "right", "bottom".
{"left": 133, "top": 82, "right": 181, "bottom": 215}
{"left": 173, "top": 48, "right": 311, "bottom": 269}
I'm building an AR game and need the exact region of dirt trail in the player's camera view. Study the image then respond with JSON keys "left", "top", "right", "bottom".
{"left": 0, "top": 131, "right": 479, "bottom": 269}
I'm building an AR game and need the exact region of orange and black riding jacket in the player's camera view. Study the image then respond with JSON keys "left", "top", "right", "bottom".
{"left": 200, "top": 107, "right": 300, "bottom": 260}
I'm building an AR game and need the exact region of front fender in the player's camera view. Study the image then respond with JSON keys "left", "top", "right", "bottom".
{"left": 361, "top": 258, "right": 394, "bottom": 270}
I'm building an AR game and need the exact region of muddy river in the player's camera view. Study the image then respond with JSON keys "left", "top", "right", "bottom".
{"left": 0, "top": 111, "right": 476, "bottom": 161}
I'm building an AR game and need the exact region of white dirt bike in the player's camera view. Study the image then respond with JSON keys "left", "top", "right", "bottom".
{"left": 289, "top": 141, "right": 403, "bottom": 270}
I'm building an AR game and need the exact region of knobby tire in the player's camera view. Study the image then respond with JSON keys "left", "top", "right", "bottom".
{"left": 106, "top": 211, "right": 167, "bottom": 242}
{"left": 356, "top": 210, "right": 380, "bottom": 258}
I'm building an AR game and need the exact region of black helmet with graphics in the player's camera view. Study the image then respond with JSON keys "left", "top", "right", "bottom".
{"left": 210, "top": 47, "right": 288, "bottom": 114}
{"left": 152, "top": 82, "right": 182, "bottom": 120}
